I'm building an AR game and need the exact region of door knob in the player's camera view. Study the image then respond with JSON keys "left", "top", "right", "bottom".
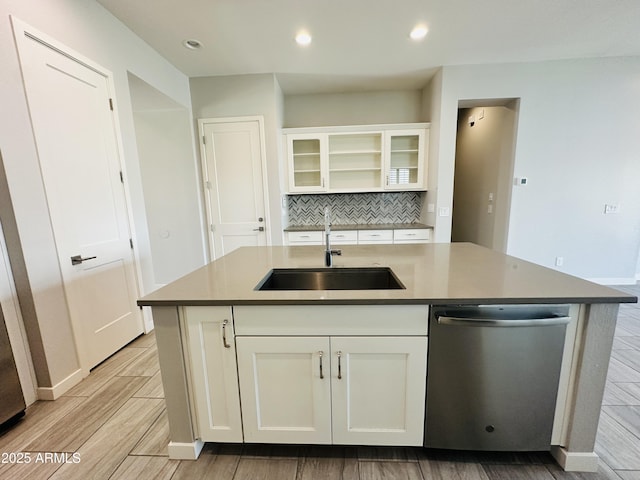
{"left": 258, "top": 217, "right": 264, "bottom": 222}
{"left": 253, "top": 226, "right": 265, "bottom": 232}
{"left": 70, "top": 255, "right": 97, "bottom": 265}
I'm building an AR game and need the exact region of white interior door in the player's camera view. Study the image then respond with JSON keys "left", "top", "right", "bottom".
{"left": 16, "top": 29, "right": 143, "bottom": 370}
{"left": 200, "top": 118, "right": 269, "bottom": 259}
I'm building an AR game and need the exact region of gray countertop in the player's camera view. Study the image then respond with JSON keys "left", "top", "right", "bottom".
{"left": 138, "top": 243, "right": 637, "bottom": 307}
{"left": 284, "top": 223, "right": 432, "bottom": 232}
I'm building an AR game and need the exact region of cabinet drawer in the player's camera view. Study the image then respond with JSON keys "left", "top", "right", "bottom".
{"left": 287, "top": 231, "right": 323, "bottom": 244}
{"left": 234, "top": 305, "right": 428, "bottom": 336}
{"left": 330, "top": 230, "right": 357, "bottom": 245}
{"left": 357, "top": 230, "right": 393, "bottom": 244}
{"left": 393, "top": 229, "right": 430, "bottom": 243}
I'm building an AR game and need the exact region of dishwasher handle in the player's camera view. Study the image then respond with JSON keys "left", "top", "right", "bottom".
{"left": 437, "top": 315, "right": 571, "bottom": 328}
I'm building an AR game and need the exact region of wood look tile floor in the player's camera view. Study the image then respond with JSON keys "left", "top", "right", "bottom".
{"left": 1, "top": 284, "right": 639, "bottom": 479}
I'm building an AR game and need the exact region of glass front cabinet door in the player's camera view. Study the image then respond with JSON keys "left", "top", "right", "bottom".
{"left": 384, "top": 129, "right": 428, "bottom": 190}
{"left": 286, "top": 133, "right": 328, "bottom": 193}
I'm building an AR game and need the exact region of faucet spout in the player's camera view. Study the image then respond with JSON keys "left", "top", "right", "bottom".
{"left": 324, "top": 207, "right": 342, "bottom": 267}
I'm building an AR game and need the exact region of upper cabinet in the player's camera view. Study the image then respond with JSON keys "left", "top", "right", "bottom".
{"left": 284, "top": 124, "right": 429, "bottom": 194}
{"left": 384, "top": 129, "right": 428, "bottom": 190}
{"left": 287, "top": 133, "right": 327, "bottom": 192}
{"left": 328, "top": 132, "right": 383, "bottom": 192}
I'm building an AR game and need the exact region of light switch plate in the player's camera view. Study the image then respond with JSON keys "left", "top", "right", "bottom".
{"left": 604, "top": 204, "right": 620, "bottom": 214}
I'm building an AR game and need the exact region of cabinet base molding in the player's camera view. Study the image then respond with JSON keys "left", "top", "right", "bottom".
{"left": 167, "top": 440, "right": 205, "bottom": 460}
{"left": 550, "top": 446, "right": 598, "bottom": 472}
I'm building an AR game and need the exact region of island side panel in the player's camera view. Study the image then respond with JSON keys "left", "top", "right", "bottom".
{"left": 554, "top": 303, "right": 618, "bottom": 471}
{"left": 151, "top": 306, "right": 203, "bottom": 459}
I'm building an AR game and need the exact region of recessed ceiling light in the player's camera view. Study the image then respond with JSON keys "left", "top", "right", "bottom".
{"left": 409, "top": 25, "right": 428, "bottom": 41}
{"left": 183, "top": 39, "right": 203, "bottom": 50}
{"left": 295, "top": 31, "right": 312, "bottom": 46}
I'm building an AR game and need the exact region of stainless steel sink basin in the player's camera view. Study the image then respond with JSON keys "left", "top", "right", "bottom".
{"left": 255, "top": 267, "right": 405, "bottom": 291}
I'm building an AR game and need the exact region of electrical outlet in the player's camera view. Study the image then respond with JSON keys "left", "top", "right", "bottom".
{"left": 438, "top": 207, "right": 450, "bottom": 217}
{"left": 427, "top": 203, "right": 435, "bottom": 213}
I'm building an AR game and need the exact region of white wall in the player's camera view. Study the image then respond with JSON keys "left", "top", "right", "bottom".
{"left": 132, "top": 104, "right": 206, "bottom": 286}
{"left": 0, "top": 0, "right": 191, "bottom": 391}
{"left": 284, "top": 90, "right": 423, "bottom": 127}
{"left": 129, "top": 73, "right": 206, "bottom": 288}
{"left": 190, "top": 74, "right": 285, "bottom": 245}
{"left": 421, "top": 72, "right": 441, "bottom": 228}
{"left": 431, "top": 58, "right": 640, "bottom": 283}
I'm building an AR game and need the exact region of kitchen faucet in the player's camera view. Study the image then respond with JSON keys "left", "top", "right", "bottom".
{"left": 324, "top": 207, "right": 342, "bottom": 267}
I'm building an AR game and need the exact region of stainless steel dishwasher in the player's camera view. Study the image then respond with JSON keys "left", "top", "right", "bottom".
{"left": 425, "top": 304, "right": 570, "bottom": 451}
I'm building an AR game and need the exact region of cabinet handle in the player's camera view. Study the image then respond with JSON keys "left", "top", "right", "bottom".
{"left": 337, "top": 351, "right": 342, "bottom": 379}
{"left": 319, "top": 351, "right": 324, "bottom": 379}
{"left": 222, "top": 319, "right": 231, "bottom": 348}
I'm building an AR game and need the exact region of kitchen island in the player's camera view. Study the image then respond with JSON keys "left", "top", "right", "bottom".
{"left": 138, "top": 243, "right": 637, "bottom": 472}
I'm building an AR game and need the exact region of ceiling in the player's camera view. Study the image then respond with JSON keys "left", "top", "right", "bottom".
{"left": 97, "top": 0, "right": 640, "bottom": 95}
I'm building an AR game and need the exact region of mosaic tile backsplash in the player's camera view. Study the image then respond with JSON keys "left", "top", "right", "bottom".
{"left": 287, "top": 192, "right": 423, "bottom": 226}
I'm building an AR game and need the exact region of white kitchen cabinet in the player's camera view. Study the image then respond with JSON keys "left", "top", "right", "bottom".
{"left": 393, "top": 228, "right": 431, "bottom": 244}
{"left": 234, "top": 305, "right": 428, "bottom": 446}
{"left": 236, "top": 336, "right": 332, "bottom": 444}
{"left": 384, "top": 129, "right": 428, "bottom": 190}
{"left": 283, "top": 124, "right": 429, "bottom": 194}
{"left": 330, "top": 336, "right": 428, "bottom": 445}
{"left": 329, "top": 230, "right": 358, "bottom": 245}
{"left": 357, "top": 229, "right": 393, "bottom": 244}
{"left": 328, "top": 132, "right": 383, "bottom": 192}
{"left": 286, "top": 229, "right": 358, "bottom": 245}
{"left": 287, "top": 133, "right": 327, "bottom": 193}
{"left": 183, "top": 307, "right": 243, "bottom": 442}
{"left": 286, "top": 228, "right": 431, "bottom": 245}
{"left": 236, "top": 335, "right": 427, "bottom": 446}
{"left": 286, "top": 230, "right": 323, "bottom": 245}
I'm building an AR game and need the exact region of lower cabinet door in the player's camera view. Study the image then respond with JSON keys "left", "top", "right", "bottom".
{"left": 236, "top": 336, "right": 332, "bottom": 444}
{"left": 330, "top": 336, "right": 428, "bottom": 446}
{"left": 184, "top": 307, "right": 243, "bottom": 442}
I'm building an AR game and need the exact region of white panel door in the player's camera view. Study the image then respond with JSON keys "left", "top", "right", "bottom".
{"left": 330, "top": 336, "right": 428, "bottom": 446}
{"left": 236, "top": 336, "right": 332, "bottom": 444}
{"left": 15, "top": 30, "right": 143, "bottom": 369}
{"left": 184, "top": 307, "right": 242, "bottom": 442}
{"left": 200, "top": 119, "right": 268, "bottom": 259}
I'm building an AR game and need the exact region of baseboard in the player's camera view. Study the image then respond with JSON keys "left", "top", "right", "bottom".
{"left": 550, "top": 446, "right": 599, "bottom": 472}
{"left": 37, "top": 368, "right": 84, "bottom": 400}
{"left": 585, "top": 277, "right": 637, "bottom": 286}
{"left": 167, "top": 440, "right": 205, "bottom": 460}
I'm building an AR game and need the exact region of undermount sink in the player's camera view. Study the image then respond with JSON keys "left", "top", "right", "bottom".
{"left": 255, "top": 267, "right": 406, "bottom": 291}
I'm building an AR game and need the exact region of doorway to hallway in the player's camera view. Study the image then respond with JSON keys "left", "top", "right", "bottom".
{"left": 451, "top": 100, "right": 519, "bottom": 253}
